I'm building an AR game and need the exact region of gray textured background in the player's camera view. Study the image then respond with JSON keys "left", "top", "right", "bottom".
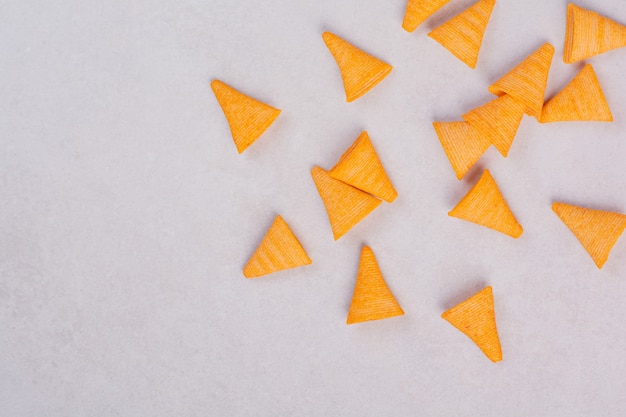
{"left": 2, "top": 0, "right": 626, "bottom": 415}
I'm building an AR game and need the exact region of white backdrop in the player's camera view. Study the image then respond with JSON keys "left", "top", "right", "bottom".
{"left": 2, "top": 0, "right": 626, "bottom": 415}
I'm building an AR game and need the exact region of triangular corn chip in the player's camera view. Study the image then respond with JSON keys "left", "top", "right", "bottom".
{"left": 428, "top": 0, "right": 496, "bottom": 69}
{"left": 211, "top": 80, "right": 281, "bottom": 154}
{"left": 329, "top": 131, "right": 398, "bottom": 203}
{"left": 433, "top": 121, "right": 491, "bottom": 180}
{"left": 311, "top": 166, "right": 382, "bottom": 240}
{"left": 540, "top": 64, "right": 612, "bottom": 123}
{"left": 322, "top": 32, "right": 393, "bottom": 102}
{"left": 243, "top": 215, "right": 312, "bottom": 278}
{"left": 489, "top": 43, "right": 555, "bottom": 118}
{"left": 441, "top": 286, "right": 502, "bottom": 362}
{"left": 564, "top": 3, "right": 626, "bottom": 64}
{"left": 402, "top": 0, "right": 451, "bottom": 32}
{"left": 462, "top": 94, "right": 525, "bottom": 157}
{"left": 552, "top": 202, "right": 626, "bottom": 269}
{"left": 347, "top": 246, "right": 404, "bottom": 324}
{"left": 449, "top": 170, "right": 523, "bottom": 238}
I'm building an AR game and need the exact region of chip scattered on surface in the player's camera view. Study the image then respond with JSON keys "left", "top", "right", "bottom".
{"left": 540, "top": 64, "right": 613, "bottom": 123}
{"left": 322, "top": 32, "right": 393, "bottom": 102}
{"left": 432, "top": 121, "right": 491, "bottom": 180}
{"left": 489, "top": 43, "right": 555, "bottom": 118}
{"left": 463, "top": 94, "right": 525, "bottom": 157}
{"left": 564, "top": 3, "right": 626, "bottom": 64}
{"left": 449, "top": 170, "right": 523, "bottom": 238}
{"left": 428, "top": 0, "right": 496, "bottom": 69}
{"left": 243, "top": 215, "right": 312, "bottom": 278}
{"left": 311, "top": 166, "right": 382, "bottom": 240}
{"left": 329, "top": 131, "right": 398, "bottom": 203}
{"left": 347, "top": 246, "right": 404, "bottom": 324}
{"left": 552, "top": 202, "right": 626, "bottom": 269}
{"left": 441, "top": 286, "right": 502, "bottom": 362}
{"left": 402, "top": 0, "right": 451, "bottom": 32}
{"left": 211, "top": 80, "right": 281, "bottom": 154}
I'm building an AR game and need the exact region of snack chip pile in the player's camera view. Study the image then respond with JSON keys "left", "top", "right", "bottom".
{"left": 212, "top": 3, "right": 626, "bottom": 362}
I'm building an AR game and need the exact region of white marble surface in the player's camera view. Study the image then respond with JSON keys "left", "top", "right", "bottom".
{"left": 2, "top": 0, "right": 626, "bottom": 415}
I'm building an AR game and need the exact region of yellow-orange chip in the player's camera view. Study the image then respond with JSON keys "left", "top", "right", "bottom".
{"left": 428, "top": 0, "right": 496, "bottom": 69}
{"left": 552, "top": 202, "right": 626, "bottom": 269}
{"left": 564, "top": 3, "right": 626, "bottom": 64}
{"left": 311, "top": 166, "right": 382, "bottom": 240}
{"left": 322, "top": 32, "right": 393, "bottom": 102}
{"left": 347, "top": 246, "right": 404, "bottom": 324}
{"left": 462, "top": 94, "right": 525, "bottom": 158}
{"left": 442, "top": 286, "right": 502, "bottom": 362}
{"left": 211, "top": 80, "right": 281, "bottom": 154}
{"left": 449, "top": 170, "right": 523, "bottom": 238}
{"left": 432, "top": 121, "right": 491, "bottom": 180}
{"left": 402, "top": 0, "right": 451, "bottom": 32}
{"left": 243, "top": 215, "right": 312, "bottom": 278}
{"left": 489, "top": 43, "right": 555, "bottom": 118}
{"left": 540, "top": 64, "right": 612, "bottom": 123}
{"left": 329, "top": 131, "right": 398, "bottom": 203}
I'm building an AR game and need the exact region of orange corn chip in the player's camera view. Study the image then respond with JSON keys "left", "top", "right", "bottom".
{"left": 462, "top": 94, "right": 525, "bottom": 157}
{"left": 311, "top": 166, "right": 382, "bottom": 240}
{"left": 432, "top": 121, "right": 491, "bottom": 180}
{"left": 552, "top": 202, "right": 626, "bottom": 269}
{"left": 347, "top": 246, "right": 404, "bottom": 324}
{"left": 442, "top": 286, "right": 502, "bottom": 362}
{"left": 428, "top": 0, "right": 496, "bottom": 68}
{"left": 564, "top": 3, "right": 626, "bottom": 64}
{"left": 329, "top": 131, "right": 398, "bottom": 203}
{"left": 540, "top": 64, "right": 612, "bottom": 123}
{"left": 489, "top": 43, "right": 555, "bottom": 118}
{"left": 322, "top": 32, "right": 393, "bottom": 102}
{"left": 449, "top": 170, "right": 523, "bottom": 238}
{"left": 402, "top": 0, "right": 451, "bottom": 32}
{"left": 211, "top": 80, "right": 281, "bottom": 154}
{"left": 243, "top": 215, "right": 312, "bottom": 278}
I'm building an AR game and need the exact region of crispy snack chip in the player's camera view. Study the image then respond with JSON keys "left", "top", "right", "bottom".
{"left": 428, "top": 0, "right": 496, "bottom": 68}
{"left": 402, "top": 0, "right": 451, "bottom": 32}
{"left": 329, "top": 131, "right": 398, "bottom": 203}
{"left": 540, "top": 64, "right": 612, "bottom": 123}
{"left": 463, "top": 94, "right": 525, "bottom": 157}
{"left": 432, "top": 121, "right": 491, "bottom": 180}
{"left": 311, "top": 166, "right": 382, "bottom": 240}
{"left": 552, "top": 202, "right": 626, "bottom": 269}
{"left": 442, "top": 286, "right": 502, "bottom": 362}
{"left": 347, "top": 246, "right": 404, "bottom": 324}
{"left": 564, "top": 3, "right": 626, "bottom": 64}
{"left": 211, "top": 80, "right": 281, "bottom": 154}
{"left": 489, "top": 43, "right": 555, "bottom": 118}
{"left": 449, "top": 170, "right": 523, "bottom": 238}
{"left": 322, "top": 32, "right": 393, "bottom": 102}
{"left": 243, "top": 215, "right": 312, "bottom": 278}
